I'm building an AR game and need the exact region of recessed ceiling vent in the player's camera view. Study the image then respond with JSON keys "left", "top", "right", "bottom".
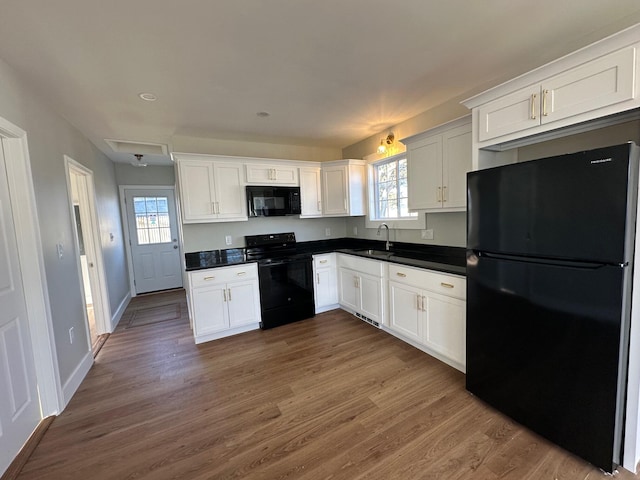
{"left": 104, "top": 139, "right": 168, "bottom": 156}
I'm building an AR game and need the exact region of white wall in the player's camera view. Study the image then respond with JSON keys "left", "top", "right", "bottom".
{"left": 345, "top": 212, "right": 466, "bottom": 247}
{"left": 0, "top": 56, "right": 128, "bottom": 387}
{"left": 182, "top": 216, "right": 348, "bottom": 252}
{"left": 114, "top": 163, "right": 175, "bottom": 186}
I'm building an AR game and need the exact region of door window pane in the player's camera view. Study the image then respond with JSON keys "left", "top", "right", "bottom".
{"left": 133, "top": 196, "right": 172, "bottom": 245}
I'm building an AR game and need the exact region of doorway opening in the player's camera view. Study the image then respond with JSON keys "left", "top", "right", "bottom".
{"left": 66, "top": 158, "right": 110, "bottom": 354}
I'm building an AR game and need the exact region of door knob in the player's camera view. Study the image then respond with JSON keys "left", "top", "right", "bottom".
{"left": 173, "top": 245, "right": 178, "bottom": 249}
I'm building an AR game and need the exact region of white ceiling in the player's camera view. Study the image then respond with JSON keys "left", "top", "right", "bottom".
{"left": 1, "top": 1, "right": 640, "bottom": 166}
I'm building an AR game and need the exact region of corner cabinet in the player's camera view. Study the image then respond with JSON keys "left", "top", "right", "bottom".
{"left": 187, "top": 263, "right": 261, "bottom": 344}
{"left": 313, "top": 253, "right": 338, "bottom": 312}
{"left": 299, "top": 167, "right": 323, "bottom": 218}
{"left": 387, "top": 263, "right": 465, "bottom": 372}
{"left": 337, "top": 254, "right": 386, "bottom": 326}
{"left": 403, "top": 119, "right": 471, "bottom": 212}
{"left": 175, "top": 156, "right": 247, "bottom": 223}
{"left": 322, "top": 160, "right": 366, "bottom": 217}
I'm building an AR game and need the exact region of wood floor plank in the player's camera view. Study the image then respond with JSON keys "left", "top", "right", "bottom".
{"left": 15, "top": 290, "right": 638, "bottom": 480}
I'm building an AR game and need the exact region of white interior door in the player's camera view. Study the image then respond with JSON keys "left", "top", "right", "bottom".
{"left": 125, "top": 188, "right": 182, "bottom": 294}
{"left": 0, "top": 142, "right": 41, "bottom": 475}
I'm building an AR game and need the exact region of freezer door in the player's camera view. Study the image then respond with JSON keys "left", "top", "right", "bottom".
{"left": 466, "top": 252, "right": 627, "bottom": 472}
{"left": 467, "top": 143, "right": 638, "bottom": 264}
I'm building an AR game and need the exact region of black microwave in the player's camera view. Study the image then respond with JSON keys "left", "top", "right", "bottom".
{"left": 246, "top": 186, "right": 301, "bottom": 217}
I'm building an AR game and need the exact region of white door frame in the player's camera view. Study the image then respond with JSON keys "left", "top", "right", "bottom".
{"left": 64, "top": 157, "right": 111, "bottom": 335}
{"left": 0, "top": 116, "right": 62, "bottom": 416}
{"left": 119, "top": 185, "right": 182, "bottom": 298}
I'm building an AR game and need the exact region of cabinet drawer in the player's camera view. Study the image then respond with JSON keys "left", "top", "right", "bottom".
{"left": 189, "top": 263, "right": 258, "bottom": 288}
{"left": 313, "top": 253, "right": 335, "bottom": 269}
{"left": 389, "top": 264, "right": 465, "bottom": 300}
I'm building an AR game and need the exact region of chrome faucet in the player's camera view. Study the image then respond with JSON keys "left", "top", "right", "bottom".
{"left": 377, "top": 223, "right": 391, "bottom": 251}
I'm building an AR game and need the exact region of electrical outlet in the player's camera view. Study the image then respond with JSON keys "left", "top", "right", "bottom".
{"left": 57, "top": 242, "right": 64, "bottom": 259}
{"left": 421, "top": 229, "right": 434, "bottom": 240}
{"left": 353, "top": 226, "right": 358, "bottom": 236}
{"left": 69, "top": 327, "right": 74, "bottom": 344}
{"left": 325, "top": 228, "right": 331, "bottom": 237}
{"left": 225, "top": 235, "right": 232, "bottom": 246}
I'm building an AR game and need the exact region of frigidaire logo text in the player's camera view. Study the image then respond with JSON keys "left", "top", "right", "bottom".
{"left": 591, "top": 158, "right": 612, "bottom": 164}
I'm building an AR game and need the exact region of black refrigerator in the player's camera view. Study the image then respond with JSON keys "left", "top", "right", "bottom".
{"left": 466, "top": 142, "right": 639, "bottom": 473}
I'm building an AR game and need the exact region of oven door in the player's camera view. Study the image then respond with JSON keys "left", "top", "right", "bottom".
{"left": 258, "top": 257, "right": 315, "bottom": 328}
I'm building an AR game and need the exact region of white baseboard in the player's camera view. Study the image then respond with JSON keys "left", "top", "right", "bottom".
{"left": 111, "top": 292, "right": 131, "bottom": 331}
{"left": 61, "top": 349, "right": 93, "bottom": 408}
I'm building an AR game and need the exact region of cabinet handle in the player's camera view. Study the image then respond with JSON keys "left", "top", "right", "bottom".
{"left": 211, "top": 202, "right": 216, "bottom": 214}
{"left": 531, "top": 93, "right": 537, "bottom": 119}
{"left": 223, "top": 289, "right": 227, "bottom": 302}
{"left": 440, "top": 282, "right": 454, "bottom": 289}
{"left": 317, "top": 201, "right": 322, "bottom": 212}
{"left": 236, "top": 271, "right": 246, "bottom": 276}
{"left": 416, "top": 294, "right": 422, "bottom": 311}
{"left": 203, "top": 276, "right": 215, "bottom": 280}
{"left": 442, "top": 186, "right": 447, "bottom": 202}
{"left": 422, "top": 295, "right": 426, "bottom": 312}
{"left": 317, "top": 273, "right": 320, "bottom": 284}
{"left": 437, "top": 187, "right": 442, "bottom": 203}
{"left": 543, "top": 90, "right": 549, "bottom": 116}
{"left": 216, "top": 201, "right": 220, "bottom": 214}
{"left": 396, "top": 272, "right": 407, "bottom": 277}
{"left": 228, "top": 288, "right": 232, "bottom": 301}
{"left": 319, "top": 260, "right": 328, "bottom": 264}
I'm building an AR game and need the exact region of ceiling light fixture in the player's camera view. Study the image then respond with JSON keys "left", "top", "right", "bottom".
{"left": 131, "top": 153, "right": 148, "bottom": 167}
{"left": 139, "top": 92, "right": 157, "bottom": 102}
{"left": 377, "top": 132, "right": 395, "bottom": 155}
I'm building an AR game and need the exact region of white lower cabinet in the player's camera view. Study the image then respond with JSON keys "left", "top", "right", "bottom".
{"left": 313, "top": 253, "right": 338, "bottom": 313}
{"left": 387, "top": 263, "right": 466, "bottom": 372}
{"left": 337, "top": 254, "right": 386, "bottom": 326}
{"left": 187, "top": 263, "right": 261, "bottom": 343}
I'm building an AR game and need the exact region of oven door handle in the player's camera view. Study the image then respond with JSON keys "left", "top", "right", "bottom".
{"left": 261, "top": 257, "right": 310, "bottom": 267}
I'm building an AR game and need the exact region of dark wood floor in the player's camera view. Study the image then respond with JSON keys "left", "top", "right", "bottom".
{"left": 16, "top": 290, "right": 637, "bottom": 479}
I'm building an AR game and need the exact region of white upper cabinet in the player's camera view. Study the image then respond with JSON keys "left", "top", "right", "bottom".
{"left": 405, "top": 119, "right": 471, "bottom": 212}
{"left": 245, "top": 164, "right": 298, "bottom": 185}
{"left": 477, "top": 48, "right": 635, "bottom": 143}
{"left": 299, "top": 167, "right": 323, "bottom": 218}
{"left": 322, "top": 160, "right": 366, "bottom": 217}
{"left": 176, "top": 157, "right": 247, "bottom": 223}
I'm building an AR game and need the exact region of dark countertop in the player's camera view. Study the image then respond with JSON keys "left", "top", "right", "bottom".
{"left": 185, "top": 238, "right": 466, "bottom": 276}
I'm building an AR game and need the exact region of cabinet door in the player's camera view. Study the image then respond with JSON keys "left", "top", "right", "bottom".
{"left": 245, "top": 164, "right": 299, "bottom": 185}
{"left": 423, "top": 292, "right": 465, "bottom": 366}
{"left": 214, "top": 163, "right": 247, "bottom": 220}
{"left": 192, "top": 284, "right": 228, "bottom": 335}
{"left": 227, "top": 280, "right": 260, "bottom": 328}
{"left": 338, "top": 267, "right": 359, "bottom": 311}
{"left": 442, "top": 124, "right": 472, "bottom": 209}
{"left": 407, "top": 135, "right": 443, "bottom": 210}
{"left": 300, "top": 167, "right": 323, "bottom": 217}
{"left": 542, "top": 47, "right": 635, "bottom": 126}
{"left": 388, "top": 281, "right": 423, "bottom": 343}
{"left": 315, "top": 266, "right": 337, "bottom": 310}
{"left": 322, "top": 166, "right": 348, "bottom": 215}
{"left": 178, "top": 161, "right": 216, "bottom": 222}
{"left": 477, "top": 85, "right": 540, "bottom": 142}
{"left": 359, "top": 273, "right": 383, "bottom": 324}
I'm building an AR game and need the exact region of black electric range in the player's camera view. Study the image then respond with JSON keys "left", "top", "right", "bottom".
{"left": 245, "top": 232, "right": 315, "bottom": 329}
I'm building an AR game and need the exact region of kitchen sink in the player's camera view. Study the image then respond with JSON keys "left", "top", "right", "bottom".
{"left": 353, "top": 249, "right": 392, "bottom": 257}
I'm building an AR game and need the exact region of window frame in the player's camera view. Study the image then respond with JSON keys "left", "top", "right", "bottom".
{"left": 366, "top": 153, "right": 425, "bottom": 230}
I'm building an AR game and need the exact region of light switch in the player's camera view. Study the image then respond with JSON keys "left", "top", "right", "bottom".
{"left": 56, "top": 242, "right": 64, "bottom": 259}
{"left": 325, "top": 228, "right": 331, "bottom": 237}
{"left": 225, "top": 235, "right": 232, "bottom": 246}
